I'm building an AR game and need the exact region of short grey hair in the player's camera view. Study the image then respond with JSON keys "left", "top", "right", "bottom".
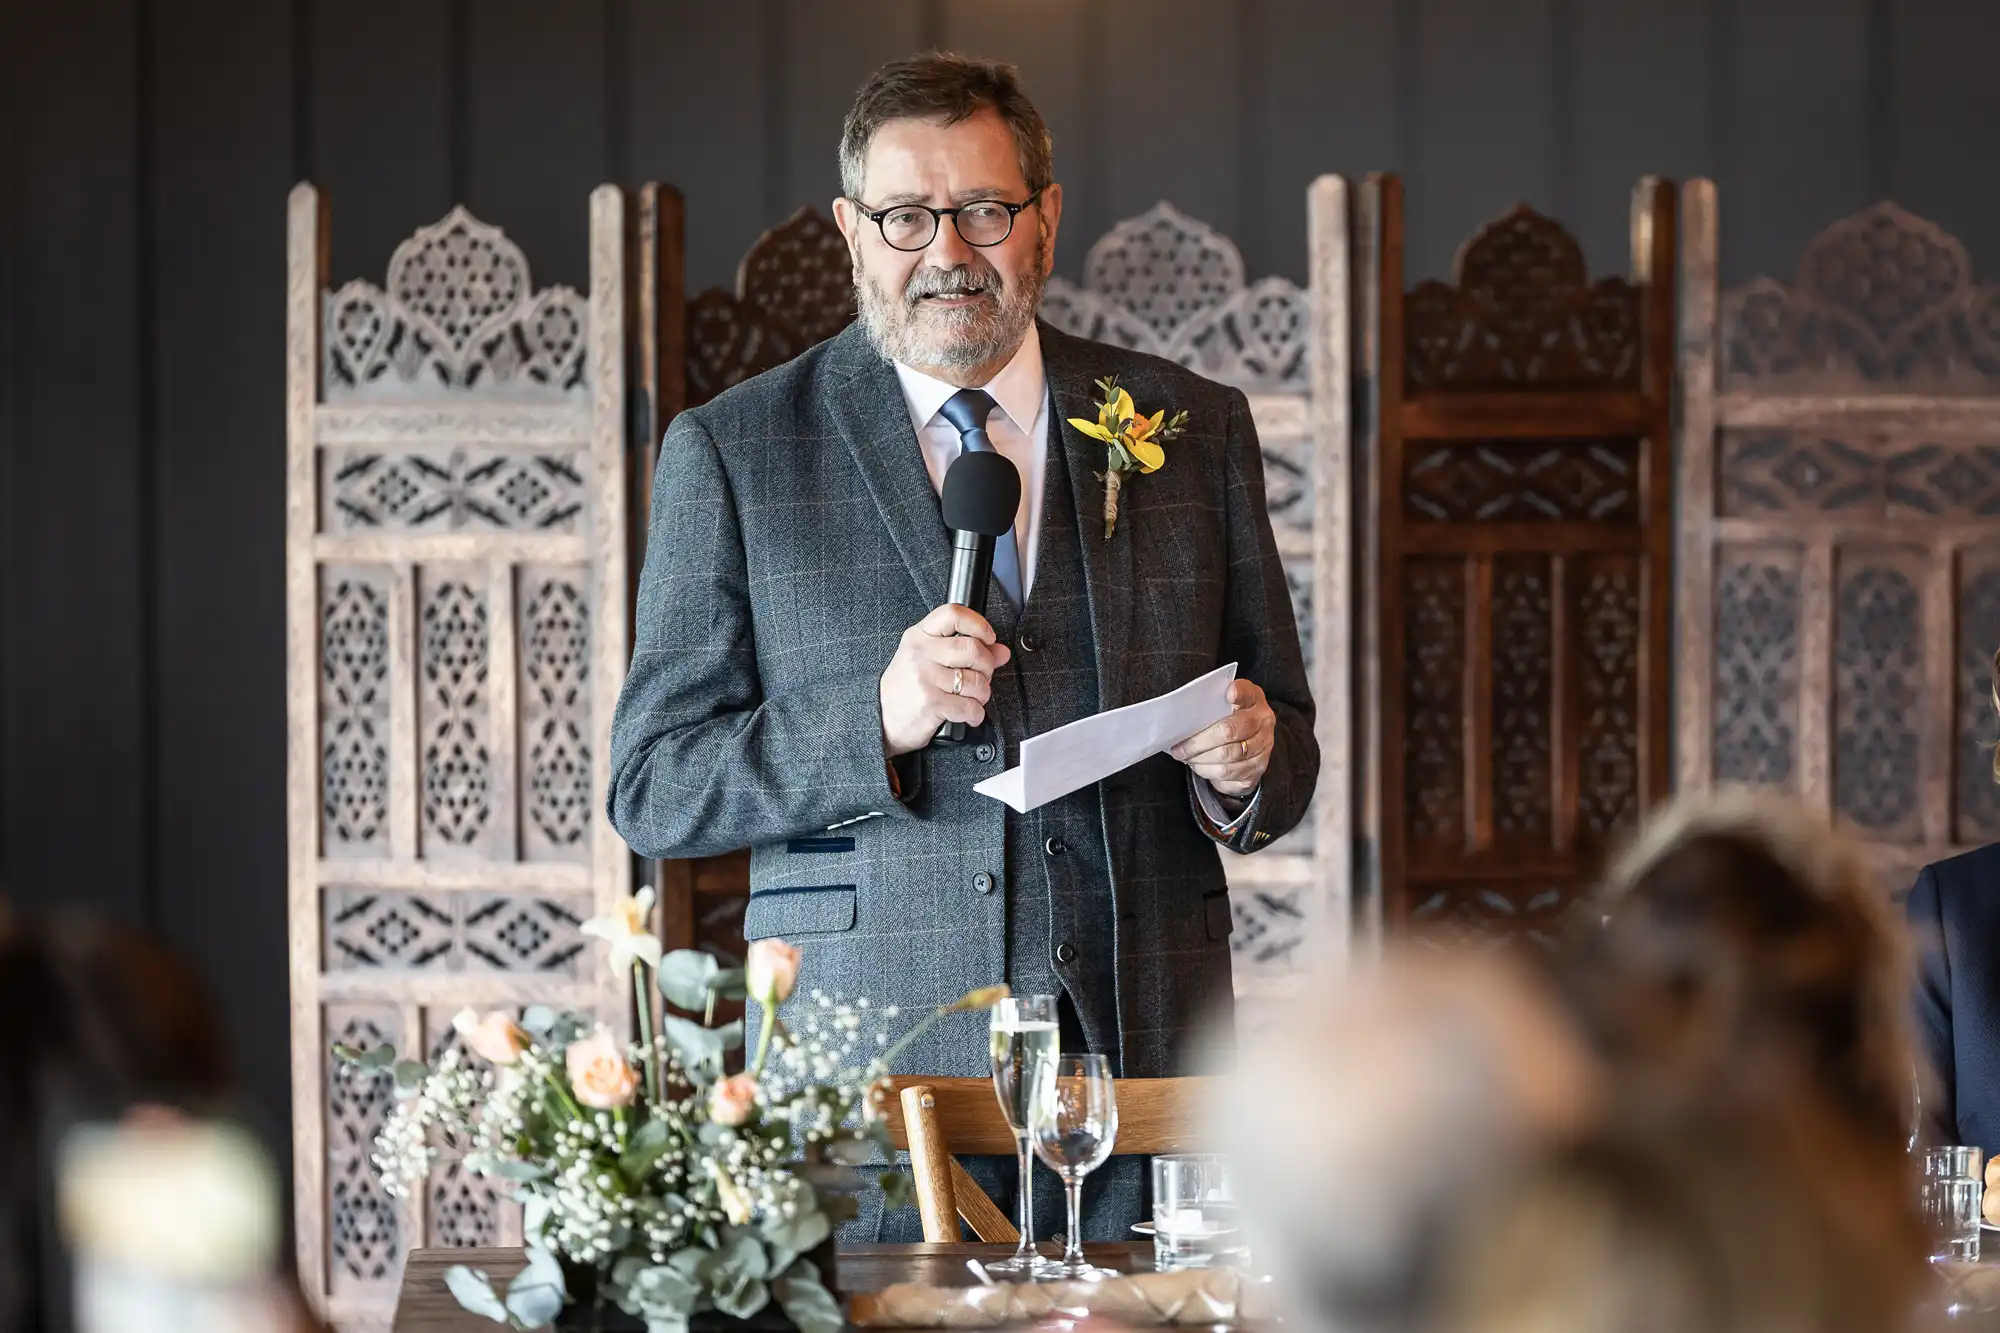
{"left": 838, "top": 52, "right": 1054, "bottom": 203}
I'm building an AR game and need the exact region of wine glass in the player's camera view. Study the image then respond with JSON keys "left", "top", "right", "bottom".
{"left": 986, "top": 995, "right": 1061, "bottom": 1276}
{"left": 1028, "top": 1053, "right": 1119, "bottom": 1281}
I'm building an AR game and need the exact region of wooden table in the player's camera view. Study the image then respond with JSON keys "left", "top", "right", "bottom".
{"left": 392, "top": 1242, "right": 1156, "bottom": 1331}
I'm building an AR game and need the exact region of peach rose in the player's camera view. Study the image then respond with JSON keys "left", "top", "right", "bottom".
{"left": 746, "top": 939, "right": 802, "bottom": 1006}
{"left": 565, "top": 1029, "right": 638, "bottom": 1110}
{"left": 452, "top": 1008, "right": 528, "bottom": 1066}
{"left": 708, "top": 1073, "right": 758, "bottom": 1127}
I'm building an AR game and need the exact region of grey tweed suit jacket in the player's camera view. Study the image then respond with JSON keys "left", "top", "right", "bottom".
{"left": 607, "top": 319, "right": 1316, "bottom": 1077}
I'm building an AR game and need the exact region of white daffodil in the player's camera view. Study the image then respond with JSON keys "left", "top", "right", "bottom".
{"left": 580, "top": 887, "right": 662, "bottom": 977}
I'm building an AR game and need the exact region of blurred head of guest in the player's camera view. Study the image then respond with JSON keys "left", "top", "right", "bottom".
{"left": 1210, "top": 949, "right": 1600, "bottom": 1333}
{"left": 0, "top": 913, "right": 234, "bottom": 1331}
{"left": 1443, "top": 1101, "right": 1929, "bottom": 1333}
{"left": 833, "top": 52, "right": 1063, "bottom": 386}
{"left": 1579, "top": 788, "right": 1913, "bottom": 1145}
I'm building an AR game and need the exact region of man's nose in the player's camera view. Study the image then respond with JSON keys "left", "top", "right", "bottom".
{"left": 924, "top": 215, "right": 976, "bottom": 266}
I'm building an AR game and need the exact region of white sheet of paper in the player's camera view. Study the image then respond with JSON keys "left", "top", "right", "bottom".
{"left": 973, "top": 662, "right": 1239, "bottom": 813}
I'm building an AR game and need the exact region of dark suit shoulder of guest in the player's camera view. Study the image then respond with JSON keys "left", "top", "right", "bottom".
{"left": 1908, "top": 842, "right": 2000, "bottom": 1151}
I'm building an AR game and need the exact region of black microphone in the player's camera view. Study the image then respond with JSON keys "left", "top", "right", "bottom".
{"left": 934, "top": 449, "right": 1021, "bottom": 745}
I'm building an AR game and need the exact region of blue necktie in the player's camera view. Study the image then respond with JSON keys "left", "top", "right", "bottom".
{"left": 937, "top": 388, "right": 1023, "bottom": 608}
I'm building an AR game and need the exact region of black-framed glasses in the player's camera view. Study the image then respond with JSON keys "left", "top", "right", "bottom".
{"left": 849, "top": 190, "right": 1045, "bottom": 252}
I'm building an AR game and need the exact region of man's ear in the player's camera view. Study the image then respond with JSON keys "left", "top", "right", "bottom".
{"left": 832, "top": 196, "right": 861, "bottom": 250}
{"left": 1037, "top": 183, "right": 1064, "bottom": 276}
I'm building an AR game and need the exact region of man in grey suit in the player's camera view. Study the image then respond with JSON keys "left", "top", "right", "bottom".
{"left": 607, "top": 54, "right": 1315, "bottom": 1239}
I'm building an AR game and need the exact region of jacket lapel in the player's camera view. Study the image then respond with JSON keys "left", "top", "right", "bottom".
{"left": 1041, "top": 320, "right": 1137, "bottom": 713}
{"left": 824, "top": 324, "right": 952, "bottom": 609}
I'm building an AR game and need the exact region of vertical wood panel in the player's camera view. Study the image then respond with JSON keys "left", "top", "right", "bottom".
{"left": 311, "top": 0, "right": 453, "bottom": 282}
{"left": 151, "top": 0, "right": 296, "bottom": 1148}
{"left": 1890, "top": 0, "right": 2000, "bottom": 263}
{"left": 627, "top": 3, "right": 769, "bottom": 294}
{"left": 1717, "top": 0, "right": 1870, "bottom": 285}
{"left": 1572, "top": 0, "right": 1712, "bottom": 278}
{"left": 1407, "top": 0, "right": 1557, "bottom": 280}
{"left": 1256, "top": 0, "right": 1398, "bottom": 284}
{"left": 782, "top": 0, "right": 924, "bottom": 210}
{"left": 1102, "top": 0, "right": 1242, "bottom": 243}
{"left": 465, "top": 0, "right": 608, "bottom": 290}
{"left": 0, "top": 0, "right": 22, "bottom": 886}
{"left": 3, "top": 0, "right": 147, "bottom": 920}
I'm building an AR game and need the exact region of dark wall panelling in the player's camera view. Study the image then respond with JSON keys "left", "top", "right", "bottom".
{"left": 1889, "top": 0, "right": 2000, "bottom": 255}
{"left": 1572, "top": 0, "right": 1712, "bottom": 278}
{"left": 1102, "top": 0, "right": 1245, "bottom": 252}
{"left": 151, "top": 0, "right": 297, "bottom": 1153}
{"left": 783, "top": 0, "right": 924, "bottom": 214}
{"left": 626, "top": 3, "right": 771, "bottom": 294}
{"left": 465, "top": 0, "right": 608, "bottom": 289}
{"left": 1406, "top": 0, "right": 1558, "bottom": 280}
{"left": 1719, "top": 0, "right": 1870, "bottom": 284}
{"left": 309, "top": 0, "right": 454, "bottom": 283}
{"left": 3, "top": 1, "right": 149, "bottom": 923}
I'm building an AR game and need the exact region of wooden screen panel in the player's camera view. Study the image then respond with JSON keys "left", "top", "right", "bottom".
{"left": 1360, "top": 176, "right": 1677, "bottom": 947}
{"left": 1677, "top": 191, "right": 2000, "bottom": 891}
{"left": 286, "top": 187, "right": 634, "bottom": 1332}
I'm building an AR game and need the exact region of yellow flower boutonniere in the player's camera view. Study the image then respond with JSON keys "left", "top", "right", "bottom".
{"left": 1067, "top": 376, "right": 1188, "bottom": 539}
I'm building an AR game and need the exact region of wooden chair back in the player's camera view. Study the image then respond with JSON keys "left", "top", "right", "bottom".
{"left": 875, "top": 1075, "right": 1214, "bottom": 1244}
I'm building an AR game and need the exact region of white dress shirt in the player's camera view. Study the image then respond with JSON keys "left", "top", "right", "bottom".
{"left": 887, "top": 326, "right": 1251, "bottom": 833}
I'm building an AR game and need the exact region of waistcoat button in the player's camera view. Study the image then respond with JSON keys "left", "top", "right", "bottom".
{"left": 973, "top": 872, "right": 996, "bottom": 894}
{"left": 1055, "top": 942, "right": 1077, "bottom": 965}
{"left": 974, "top": 742, "right": 995, "bottom": 762}
{"left": 1019, "top": 632, "right": 1039, "bottom": 653}
{"left": 1044, "top": 835, "right": 1067, "bottom": 857}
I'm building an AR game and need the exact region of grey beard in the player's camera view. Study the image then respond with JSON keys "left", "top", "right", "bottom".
{"left": 854, "top": 245, "right": 1047, "bottom": 372}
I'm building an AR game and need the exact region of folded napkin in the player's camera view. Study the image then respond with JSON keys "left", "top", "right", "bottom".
{"left": 850, "top": 1267, "right": 1274, "bottom": 1328}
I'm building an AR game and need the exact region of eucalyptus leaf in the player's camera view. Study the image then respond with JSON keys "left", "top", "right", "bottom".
{"left": 661, "top": 1015, "right": 724, "bottom": 1078}
{"left": 710, "top": 1276, "right": 769, "bottom": 1320}
{"left": 707, "top": 967, "right": 747, "bottom": 1000}
{"left": 619, "top": 1117, "right": 674, "bottom": 1183}
{"left": 666, "top": 1247, "right": 712, "bottom": 1281}
{"left": 392, "top": 1059, "right": 429, "bottom": 1093}
{"left": 645, "top": 1318, "right": 690, "bottom": 1333}
{"left": 491, "top": 1159, "right": 550, "bottom": 1183}
{"left": 822, "top": 1138, "right": 876, "bottom": 1167}
{"left": 624, "top": 1262, "right": 700, "bottom": 1320}
{"left": 774, "top": 1262, "right": 845, "bottom": 1333}
{"left": 710, "top": 1229, "right": 770, "bottom": 1282}
{"left": 657, "top": 950, "right": 721, "bottom": 1011}
{"left": 880, "top": 1171, "right": 913, "bottom": 1213}
{"left": 714, "top": 1019, "right": 745, "bottom": 1052}
{"left": 520, "top": 1004, "right": 557, "bottom": 1036}
{"left": 522, "top": 1194, "right": 554, "bottom": 1246}
{"left": 443, "top": 1266, "right": 511, "bottom": 1324}
{"left": 763, "top": 1207, "right": 832, "bottom": 1257}
{"left": 504, "top": 1246, "right": 568, "bottom": 1328}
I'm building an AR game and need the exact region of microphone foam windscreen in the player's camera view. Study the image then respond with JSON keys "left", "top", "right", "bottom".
{"left": 940, "top": 449, "right": 1022, "bottom": 537}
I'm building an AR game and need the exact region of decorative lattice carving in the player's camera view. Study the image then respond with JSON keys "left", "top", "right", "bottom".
{"left": 321, "top": 572, "right": 391, "bottom": 854}
{"left": 326, "top": 1008, "right": 402, "bottom": 1291}
{"left": 324, "top": 891, "right": 588, "bottom": 975}
{"left": 1713, "top": 554, "right": 1802, "bottom": 788}
{"left": 1040, "top": 202, "right": 1308, "bottom": 393}
{"left": 325, "top": 206, "right": 586, "bottom": 399}
{"left": 1833, "top": 559, "right": 1923, "bottom": 836}
{"left": 687, "top": 209, "right": 856, "bottom": 407}
{"left": 1958, "top": 562, "right": 2000, "bottom": 844}
{"left": 1721, "top": 431, "right": 2000, "bottom": 518}
{"left": 1491, "top": 557, "right": 1552, "bottom": 838}
{"left": 1577, "top": 559, "right": 1642, "bottom": 837}
{"left": 322, "top": 450, "right": 587, "bottom": 532}
{"left": 1722, "top": 204, "right": 2000, "bottom": 392}
{"left": 1230, "top": 885, "right": 1310, "bottom": 969}
{"left": 1405, "top": 206, "right": 1640, "bottom": 390}
{"left": 520, "top": 571, "right": 592, "bottom": 860}
{"left": 1405, "top": 558, "right": 1467, "bottom": 845}
{"left": 1407, "top": 884, "right": 1576, "bottom": 952}
{"left": 419, "top": 575, "right": 493, "bottom": 851}
{"left": 1405, "top": 439, "right": 1639, "bottom": 523}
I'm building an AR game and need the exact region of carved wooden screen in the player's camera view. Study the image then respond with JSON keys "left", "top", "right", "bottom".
{"left": 1040, "top": 195, "right": 1354, "bottom": 1006}
{"left": 1358, "top": 177, "right": 1677, "bottom": 945}
{"left": 285, "top": 187, "right": 632, "bottom": 1331}
{"left": 1676, "top": 192, "right": 2000, "bottom": 891}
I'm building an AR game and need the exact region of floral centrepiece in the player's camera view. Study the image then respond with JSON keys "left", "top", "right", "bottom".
{"left": 1067, "top": 376, "right": 1187, "bottom": 538}
{"left": 334, "top": 888, "right": 1006, "bottom": 1333}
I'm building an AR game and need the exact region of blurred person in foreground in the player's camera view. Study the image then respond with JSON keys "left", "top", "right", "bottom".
{"left": 0, "top": 913, "right": 319, "bottom": 1333}
{"left": 1910, "top": 651, "right": 2000, "bottom": 1155}
{"left": 1210, "top": 948, "right": 1601, "bottom": 1333}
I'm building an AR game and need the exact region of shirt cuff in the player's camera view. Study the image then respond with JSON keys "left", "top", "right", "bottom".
{"left": 1194, "top": 778, "right": 1258, "bottom": 836}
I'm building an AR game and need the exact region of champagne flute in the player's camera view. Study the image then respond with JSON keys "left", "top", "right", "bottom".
{"left": 1028, "top": 1053, "right": 1119, "bottom": 1281}
{"left": 986, "top": 995, "right": 1061, "bottom": 1276}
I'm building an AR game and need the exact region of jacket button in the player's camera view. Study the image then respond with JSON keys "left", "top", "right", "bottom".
{"left": 1055, "top": 942, "right": 1077, "bottom": 965}
{"left": 1044, "top": 835, "right": 1066, "bottom": 857}
{"left": 1019, "top": 633, "right": 1039, "bottom": 653}
{"left": 973, "top": 872, "right": 995, "bottom": 894}
{"left": 975, "top": 742, "right": 995, "bottom": 762}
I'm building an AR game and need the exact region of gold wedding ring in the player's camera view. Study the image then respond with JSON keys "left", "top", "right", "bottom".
{"left": 1240, "top": 739, "right": 1249, "bottom": 758}
{"left": 952, "top": 667, "right": 965, "bottom": 696}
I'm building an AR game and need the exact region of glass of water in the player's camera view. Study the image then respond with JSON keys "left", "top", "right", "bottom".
{"left": 1152, "top": 1154, "right": 1245, "bottom": 1271}
{"left": 986, "top": 996, "right": 1061, "bottom": 1277}
{"left": 1029, "top": 1053, "right": 1120, "bottom": 1281}
{"left": 1922, "top": 1146, "right": 1984, "bottom": 1262}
